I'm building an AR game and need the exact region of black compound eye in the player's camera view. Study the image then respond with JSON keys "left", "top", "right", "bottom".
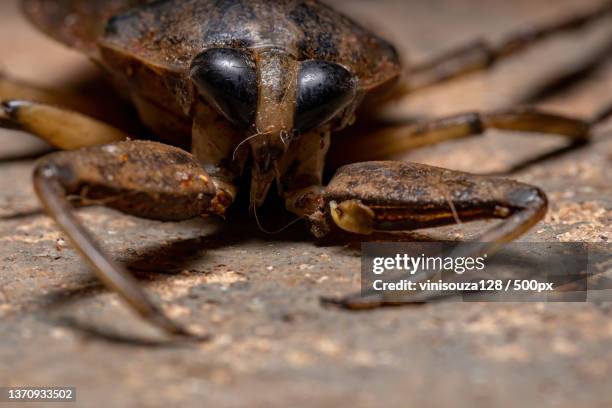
{"left": 190, "top": 48, "right": 258, "bottom": 129}
{"left": 295, "top": 60, "right": 356, "bottom": 133}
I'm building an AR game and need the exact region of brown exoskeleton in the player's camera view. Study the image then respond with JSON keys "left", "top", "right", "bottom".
{"left": 1, "top": 0, "right": 611, "bottom": 337}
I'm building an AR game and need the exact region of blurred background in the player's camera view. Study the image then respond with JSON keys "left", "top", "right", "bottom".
{"left": 0, "top": 1, "right": 611, "bottom": 407}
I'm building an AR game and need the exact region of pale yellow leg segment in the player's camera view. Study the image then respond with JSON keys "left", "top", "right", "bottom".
{"left": 0, "top": 75, "right": 87, "bottom": 109}
{"left": 0, "top": 73, "right": 132, "bottom": 122}
{"left": 1, "top": 100, "right": 129, "bottom": 150}
{"left": 330, "top": 108, "right": 590, "bottom": 165}
{"left": 0, "top": 73, "right": 140, "bottom": 135}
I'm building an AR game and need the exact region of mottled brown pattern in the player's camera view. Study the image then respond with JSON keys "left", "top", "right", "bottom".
{"left": 22, "top": 0, "right": 401, "bottom": 91}
{"left": 326, "top": 161, "right": 531, "bottom": 209}
{"left": 324, "top": 161, "right": 547, "bottom": 231}
{"left": 21, "top": 0, "right": 153, "bottom": 55}
{"left": 38, "top": 141, "right": 218, "bottom": 221}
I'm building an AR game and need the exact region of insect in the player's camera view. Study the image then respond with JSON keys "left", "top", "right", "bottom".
{"left": 1, "top": 0, "right": 611, "bottom": 337}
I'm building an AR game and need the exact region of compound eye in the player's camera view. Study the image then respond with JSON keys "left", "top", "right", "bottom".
{"left": 190, "top": 48, "right": 258, "bottom": 129}
{"left": 295, "top": 60, "right": 356, "bottom": 134}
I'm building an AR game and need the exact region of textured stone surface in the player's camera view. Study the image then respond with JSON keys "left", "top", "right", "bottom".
{"left": 0, "top": 0, "right": 611, "bottom": 407}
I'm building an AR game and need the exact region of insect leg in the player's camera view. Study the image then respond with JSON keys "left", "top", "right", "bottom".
{"left": 1, "top": 74, "right": 91, "bottom": 110}
{"left": 592, "top": 99, "right": 612, "bottom": 125}
{"left": 1, "top": 100, "right": 130, "bottom": 149}
{"left": 33, "top": 141, "right": 231, "bottom": 337}
{"left": 330, "top": 107, "right": 594, "bottom": 165}
{"left": 316, "top": 161, "right": 547, "bottom": 308}
{"left": 402, "top": 1, "right": 612, "bottom": 91}
{"left": 277, "top": 129, "right": 331, "bottom": 235}
{"left": 0, "top": 72, "right": 138, "bottom": 129}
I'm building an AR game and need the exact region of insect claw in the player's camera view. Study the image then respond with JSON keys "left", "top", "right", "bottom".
{"left": 0, "top": 101, "right": 18, "bottom": 129}
{"left": 319, "top": 296, "right": 347, "bottom": 308}
{"left": 320, "top": 291, "right": 385, "bottom": 310}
